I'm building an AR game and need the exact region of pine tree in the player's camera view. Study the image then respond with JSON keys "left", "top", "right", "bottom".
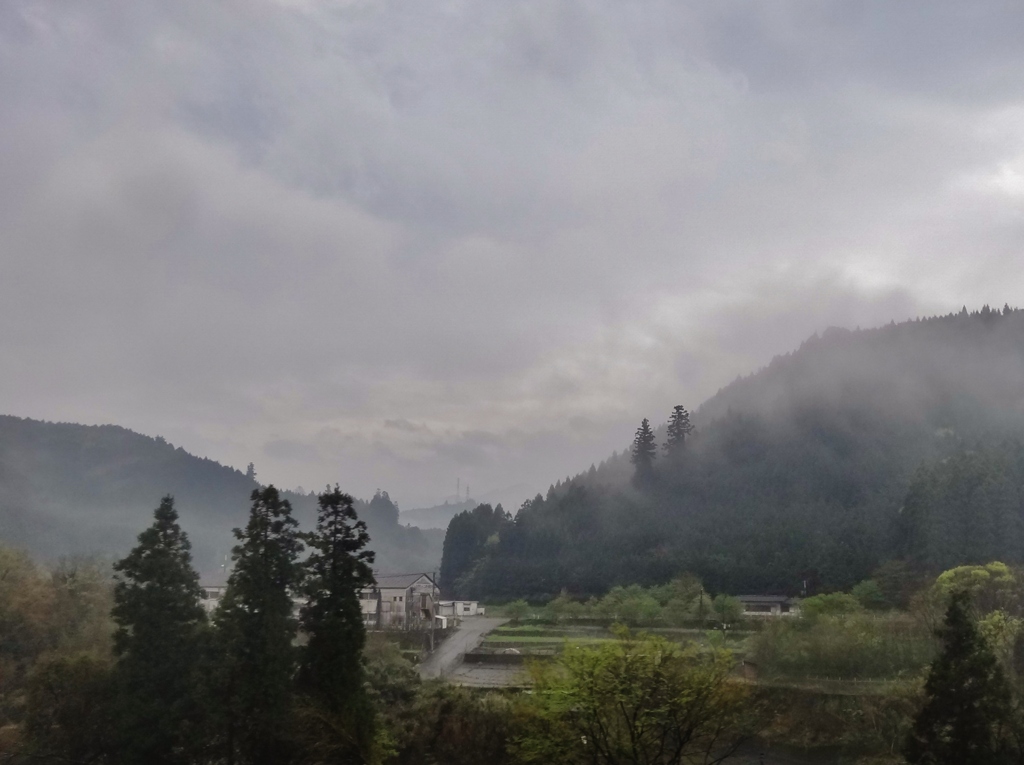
{"left": 295, "top": 486, "right": 377, "bottom": 761}
{"left": 215, "top": 485, "right": 303, "bottom": 765}
{"left": 664, "top": 405, "right": 694, "bottom": 456}
{"left": 110, "top": 495, "right": 206, "bottom": 765}
{"left": 630, "top": 418, "right": 657, "bottom": 487}
{"left": 440, "top": 504, "right": 511, "bottom": 597}
{"left": 904, "top": 589, "right": 1014, "bottom": 764}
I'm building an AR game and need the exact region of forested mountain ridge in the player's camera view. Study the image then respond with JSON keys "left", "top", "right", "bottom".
{"left": 0, "top": 416, "right": 443, "bottom": 574}
{"left": 696, "top": 304, "right": 1024, "bottom": 437}
{"left": 446, "top": 306, "right": 1024, "bottom": 601}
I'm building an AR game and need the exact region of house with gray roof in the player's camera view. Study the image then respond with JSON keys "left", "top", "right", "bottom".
{"left": 736, "top": 595, "right": 800, "bottom": 617}
{"left": 361, "top": 572, "right": 439, "bottom": 629}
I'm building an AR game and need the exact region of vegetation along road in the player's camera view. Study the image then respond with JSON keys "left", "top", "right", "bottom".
{"left": 418, "top": 616, "right": 507, "bottom": 679}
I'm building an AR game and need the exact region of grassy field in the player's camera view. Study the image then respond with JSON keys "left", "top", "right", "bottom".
{"left": 480, "top": 622, "right": 750, "bottom": 657}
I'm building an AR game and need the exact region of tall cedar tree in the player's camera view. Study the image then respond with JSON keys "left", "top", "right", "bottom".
{"left": 663, "top": 405, "right": 694, "bottom": 456}
{"left": 440, "top": 504, "right": 511, "bottom": 597}
{"left": 110, "top": 495, "right": 206, "bottom": 765}
{"left": 296, "top": 486, "right": 377, "bottom": 762}
{"left": 904, "top": 589, "right": 1014, "bottom": 764}
{"left": 630, "top": 418, "right": 657, "bottom": 487}
{"left": 216, "top": 486, "right": 303, "bottom": 765}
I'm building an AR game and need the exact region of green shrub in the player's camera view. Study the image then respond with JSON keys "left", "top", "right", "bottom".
{"left": 750, "top": 613, "right": 935, "bottom": 679}
{"left": 711, "top": 594, "right": 743, "bottom": 625}
{"left": 852, "top": 580, "right": 889, "bottom": 611}
{"left": 801, "top": 592, "right": 863, "bottom": 618}
{"left": 504, "top": 599, "right": 530, "bottom": 624}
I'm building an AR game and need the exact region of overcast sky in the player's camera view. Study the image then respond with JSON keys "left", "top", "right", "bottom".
{"left": 2, "top": 1, "right": 1023, "bottom": 510}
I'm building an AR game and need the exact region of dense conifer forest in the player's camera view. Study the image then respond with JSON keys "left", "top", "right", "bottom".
{"left": 444, "top": 307, "right": 1024, "bottom": 600}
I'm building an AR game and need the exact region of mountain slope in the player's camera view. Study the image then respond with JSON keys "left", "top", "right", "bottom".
{"left": 0, "top": 417, "right": 443, "bottom": 574}
{"left": 450, "top": 306, "right": 1024, "bottom": 600}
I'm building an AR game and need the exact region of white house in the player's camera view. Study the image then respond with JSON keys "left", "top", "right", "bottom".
{"left": 360, "top": 588, "right": 380, "bottom": 627}
{"left": 200, "top": 584, "right": 228, "bottom": 614}
{"left": 200, "top": 571, "right": 442, "bottom": 630}
{"left": 437, "top": 600, "right": 485, "bottom": 618}
{"left": 360, "top": 573, "right": 440, "bottom": 630}
{"left": 200, "top": 582, "right": 304, "bottom": 618}
{"left": 736, "top": 595, "right": 800, "bottom": 617}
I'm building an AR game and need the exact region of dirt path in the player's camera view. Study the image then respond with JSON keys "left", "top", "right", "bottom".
{"left": 418, "top": 616, "right": 508, "bottom": 679}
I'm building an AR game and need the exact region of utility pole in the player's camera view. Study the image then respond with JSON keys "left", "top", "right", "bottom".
{"left": 429, "top": 569, "right": 437, "bottom": 653}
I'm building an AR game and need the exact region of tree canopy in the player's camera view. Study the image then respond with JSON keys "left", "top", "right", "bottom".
{"left": 110, "top": 496, "right": 206, "bottom": 765}
{"left": 215, "top": 486, "right": 304, "bottom": 765}
{"left": 630, "top": 418, "right": 657, "bottom": 487}
{"left": 519, "top": 630, "right": 749, "bottom": 765}
{"left": 664, "top": 405, "right": 694, "bottom": 456}
{"left": 905, "top": 590, "right": 1014, "bottom": 764}
{"left": 295, "top": 486, "right": 378, "bottom": 762}
{"left": 446, "top": 309, "right": 1024, "bottom": 601}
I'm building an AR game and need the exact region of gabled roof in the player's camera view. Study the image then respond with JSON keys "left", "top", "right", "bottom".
{"left": 736, "top": 595, "right": 798, "bottom": 604}
{"left": 373, "top": 572, "right": 436, "bottom": 590}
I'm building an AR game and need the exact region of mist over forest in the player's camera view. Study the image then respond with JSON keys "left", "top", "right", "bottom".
{"left": 4, "top": 305, "right": 1023, "bottom": 601}
{"left": 443, "top": 307, "right": 1024, "bottom": 599}
{"left": 5, "top": 304, "right": 1024, "bottom": 765}
{"left": 7, "top": 2, "right": 1024, "bottom": 759}
{"left": 0, "top": 417, "right": 443, "bottom": 576}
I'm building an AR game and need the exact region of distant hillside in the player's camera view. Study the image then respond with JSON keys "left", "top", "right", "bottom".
{"left": 449, "top": 306, "right": 1024, "bottom": 600}
{"left": 400, "top": 499, "right": 478, "bottom": 530}
{"left": 0, "top": 417, "right": 443, "bottom": 575}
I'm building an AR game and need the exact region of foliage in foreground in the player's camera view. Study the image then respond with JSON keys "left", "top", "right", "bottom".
{"left": 110, "top": 495, "right": 208, "bottom": 765}
{"left": 215, "top": 485, "right": 305, "bottom": 765}
{"left": 0, "top": 547, "right": 113, "bottom": 760}
{"left": 750, "top": 612, "right": 935, "bottom": 680}
{"left": 517, "top": 629, "right": 751, "bottom": 765}
{"left": 9, "top": 485, "right": 384, "bottom": 765}
{"left": 754, "top": 684, "right": 922, "bottom": 762}
{"left": 295, "top": 486, "right": 380, "bottom": 763}
{"left": 905, "top": 590, "right": 1015, "bottom": 764}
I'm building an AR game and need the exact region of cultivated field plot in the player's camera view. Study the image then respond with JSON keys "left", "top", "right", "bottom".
{"left": 475, "top": 623, "right": 752, "bottom": 658}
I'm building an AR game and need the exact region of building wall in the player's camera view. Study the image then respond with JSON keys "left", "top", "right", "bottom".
{"left": 360, "top": 576, "right": 440, "bottom": 630}
{"left": 200, "top": 585, "right": 227, "bottom": 614}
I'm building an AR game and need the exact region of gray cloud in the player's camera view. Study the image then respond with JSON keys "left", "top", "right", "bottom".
{"left": 2, "top": 0, "right": 1023, "bottom": 508}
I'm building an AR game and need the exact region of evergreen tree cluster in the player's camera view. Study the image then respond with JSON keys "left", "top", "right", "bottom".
{"left": 440, "top": 503, "right": 511, "bottom": 597}
{"left": 628, "top": 406, "right": 693, "bottom": 487}
{"left": 906, "top": 590, "right": 1015, "bottom": 764}
{"left": 446, "top": 308, "right": 1024, "bottom": 600}
{"left": 895, "top": 444, "right": 1024, "bottom": 571}
{"left": 22, "top": 487, "right": 379, "bottom": 765}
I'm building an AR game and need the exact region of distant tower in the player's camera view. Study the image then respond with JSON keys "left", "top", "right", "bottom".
{"left": 457, "top": 477, "right": 460, "bottom": 497}
{"left": 466, "top": 485, "right": 470, "bottom": 501}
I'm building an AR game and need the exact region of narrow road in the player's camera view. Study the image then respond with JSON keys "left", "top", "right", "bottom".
{"left": 418, "top": 616, "right": 507, "bottom": 679}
